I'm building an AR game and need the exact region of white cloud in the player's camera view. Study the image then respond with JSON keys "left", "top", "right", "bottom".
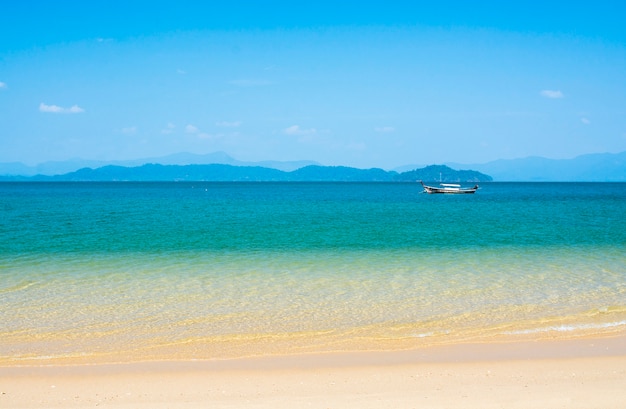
{"left": 184, "top": 124, "right": 215, "bottom": 139}
{"left": 185, "top": 124, "right": 199, "bottom": 133}
{"left": 177, "top": 69, "right": 187, "bottom": 75}
{"left": 0, "top": 82, "right": 6, "bottom": 89}
{"left": 39, "top": 103, "right": 64, "bottom": 113}
{"left": 375, "top": 126, "right": 395, "bottom": 133}
{"left": 581, "top": 117, "right": 591, "bottom": 125}
{"left": 161, "top": 122, "right": 176, "bottom": 134}
{"left": 540, "top": 90, "right": 564, "bottom": 99}
{"left": 121, "top": 126, "right": 138, "bottom": 135}
{"left": 216, "top": 121, "right": 241, "bottom": 128}
{"left": 284, "top": 125, "right": 317, "bottom": 136}
{"left": 67, "top": 105, "right": 84, "bottom": 113}
{"left": 39, "top": 102, "right": 85, "bottom": 114}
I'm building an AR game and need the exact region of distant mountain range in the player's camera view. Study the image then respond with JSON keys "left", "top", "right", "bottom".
{"left": 448, "top": 151, "right": 626, "bottom": 181}
{"left": 0, "top": 152, "right": 318, "bottom": 177}
{"left": 1, "top": 150, "right": 625, "bottom": 181}
{"left": 0, "top": 164, "right": 491, "bottom": 183}
{"left": 397, "top": 151, "right": 626, "bottom": 182}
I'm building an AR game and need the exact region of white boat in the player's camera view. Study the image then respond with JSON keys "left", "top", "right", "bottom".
{"left": 420, "top": 181, "right": 478, "bottom": 194}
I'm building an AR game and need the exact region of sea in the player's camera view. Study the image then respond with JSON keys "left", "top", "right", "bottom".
{"left": 1, "top": 182, "right": 625, "bottom": 364}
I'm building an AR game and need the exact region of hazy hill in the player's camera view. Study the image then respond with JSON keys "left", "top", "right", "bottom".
{"left": 4, "top": 150, "right": 625, "bottom": 181}
{"left": 396, "top": 165, "right": 486, "bottom": 183}
{"left": 0, "top": 152, "right": 318, "bottom": 176}
{"left": 448, "top": 151, "right": 626, "bottom": 181}
{"left": 288, "top": 166, "right": 393, "bottom": 181}
{"left": 395, "top": 151, "right": 626, "bottom": 181}
{"left": 1, "top": 164, "right": 492, "bottom": 183}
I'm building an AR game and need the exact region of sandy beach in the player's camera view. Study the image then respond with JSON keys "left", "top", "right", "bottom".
{"left": 2, "top": 336, "right": 625, "bottom": 409}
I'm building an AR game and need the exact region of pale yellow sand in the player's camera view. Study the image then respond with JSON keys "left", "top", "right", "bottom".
{"left": 2, "top": 337, "right": 625, "bottom": 409}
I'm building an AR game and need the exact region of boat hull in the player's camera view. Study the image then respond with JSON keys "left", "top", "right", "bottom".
{"left": 420, "top": 181, "right": 478, "bottom": 194}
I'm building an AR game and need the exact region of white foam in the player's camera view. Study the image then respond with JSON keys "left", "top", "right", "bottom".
{"left": 412, "top": 331, "right": 435, "bottom": 338}
{"left": 503, "top": 320, "right": 626, "bottom": 335}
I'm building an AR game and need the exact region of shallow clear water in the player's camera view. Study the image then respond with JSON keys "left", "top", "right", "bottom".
{"left": 1, "top": 182, "right": 625, "bottom": 363}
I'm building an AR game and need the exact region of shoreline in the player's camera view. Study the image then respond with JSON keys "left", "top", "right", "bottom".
{"left": 2, "top": 334, "right": 626, "bottom": 370}
{"left": 3, "top": 322, "right": 626, "bottom": 368}
{"left": 2, "top": 336, "right": 625, "bottom": 408}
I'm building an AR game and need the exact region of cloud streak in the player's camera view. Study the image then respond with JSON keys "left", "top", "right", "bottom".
{"left": 284, "top": 125, "right": 317, "bottom": 136}
{"left": 0, "top": 82, "right": 6, "bottom": 89}
{"left": 39, "top": 103, "right": 85, "bottom": 114}
{"left": 121, "top": 126, "right": 138, "bottom": 135}
{"left": 185, "top": 124, "right": 199, "bottom": 133}
{"left": 540, "top": 90, "right": 564, "bottom": 99}
{"left": 375, "top": 126, "right": 395, "bottom": 133}
{"left": 216, "top": 121, "right": 241, "bottom": 128}
{"left": 185, "top": 124, "right": 213, "bottom": 139}
{"left": 161, "top": 122, "right": 176, "bottom": 134}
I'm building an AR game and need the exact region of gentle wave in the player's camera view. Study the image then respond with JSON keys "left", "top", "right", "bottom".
{"left": 502, "top": 320, "right": 626, "bottom": 335}
{"left": 0, "top": 281, "right": 38, "bottom": 294}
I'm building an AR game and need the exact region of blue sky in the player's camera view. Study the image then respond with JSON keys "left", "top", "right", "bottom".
{"left": 1, "top": 1, "right": 625, "bottom": 169}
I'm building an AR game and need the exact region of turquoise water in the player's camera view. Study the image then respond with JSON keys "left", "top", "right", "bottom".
{"left": 1, "top": 182, "right": 625, "bottom": 363}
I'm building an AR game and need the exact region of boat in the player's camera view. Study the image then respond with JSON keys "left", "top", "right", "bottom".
{"left": 420, "top": 181, "right": 478, "bottom": 194}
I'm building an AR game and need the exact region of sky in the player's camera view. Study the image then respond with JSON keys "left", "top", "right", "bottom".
{"left": 1, "top": 1, "right": 626, "bottom": 169}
